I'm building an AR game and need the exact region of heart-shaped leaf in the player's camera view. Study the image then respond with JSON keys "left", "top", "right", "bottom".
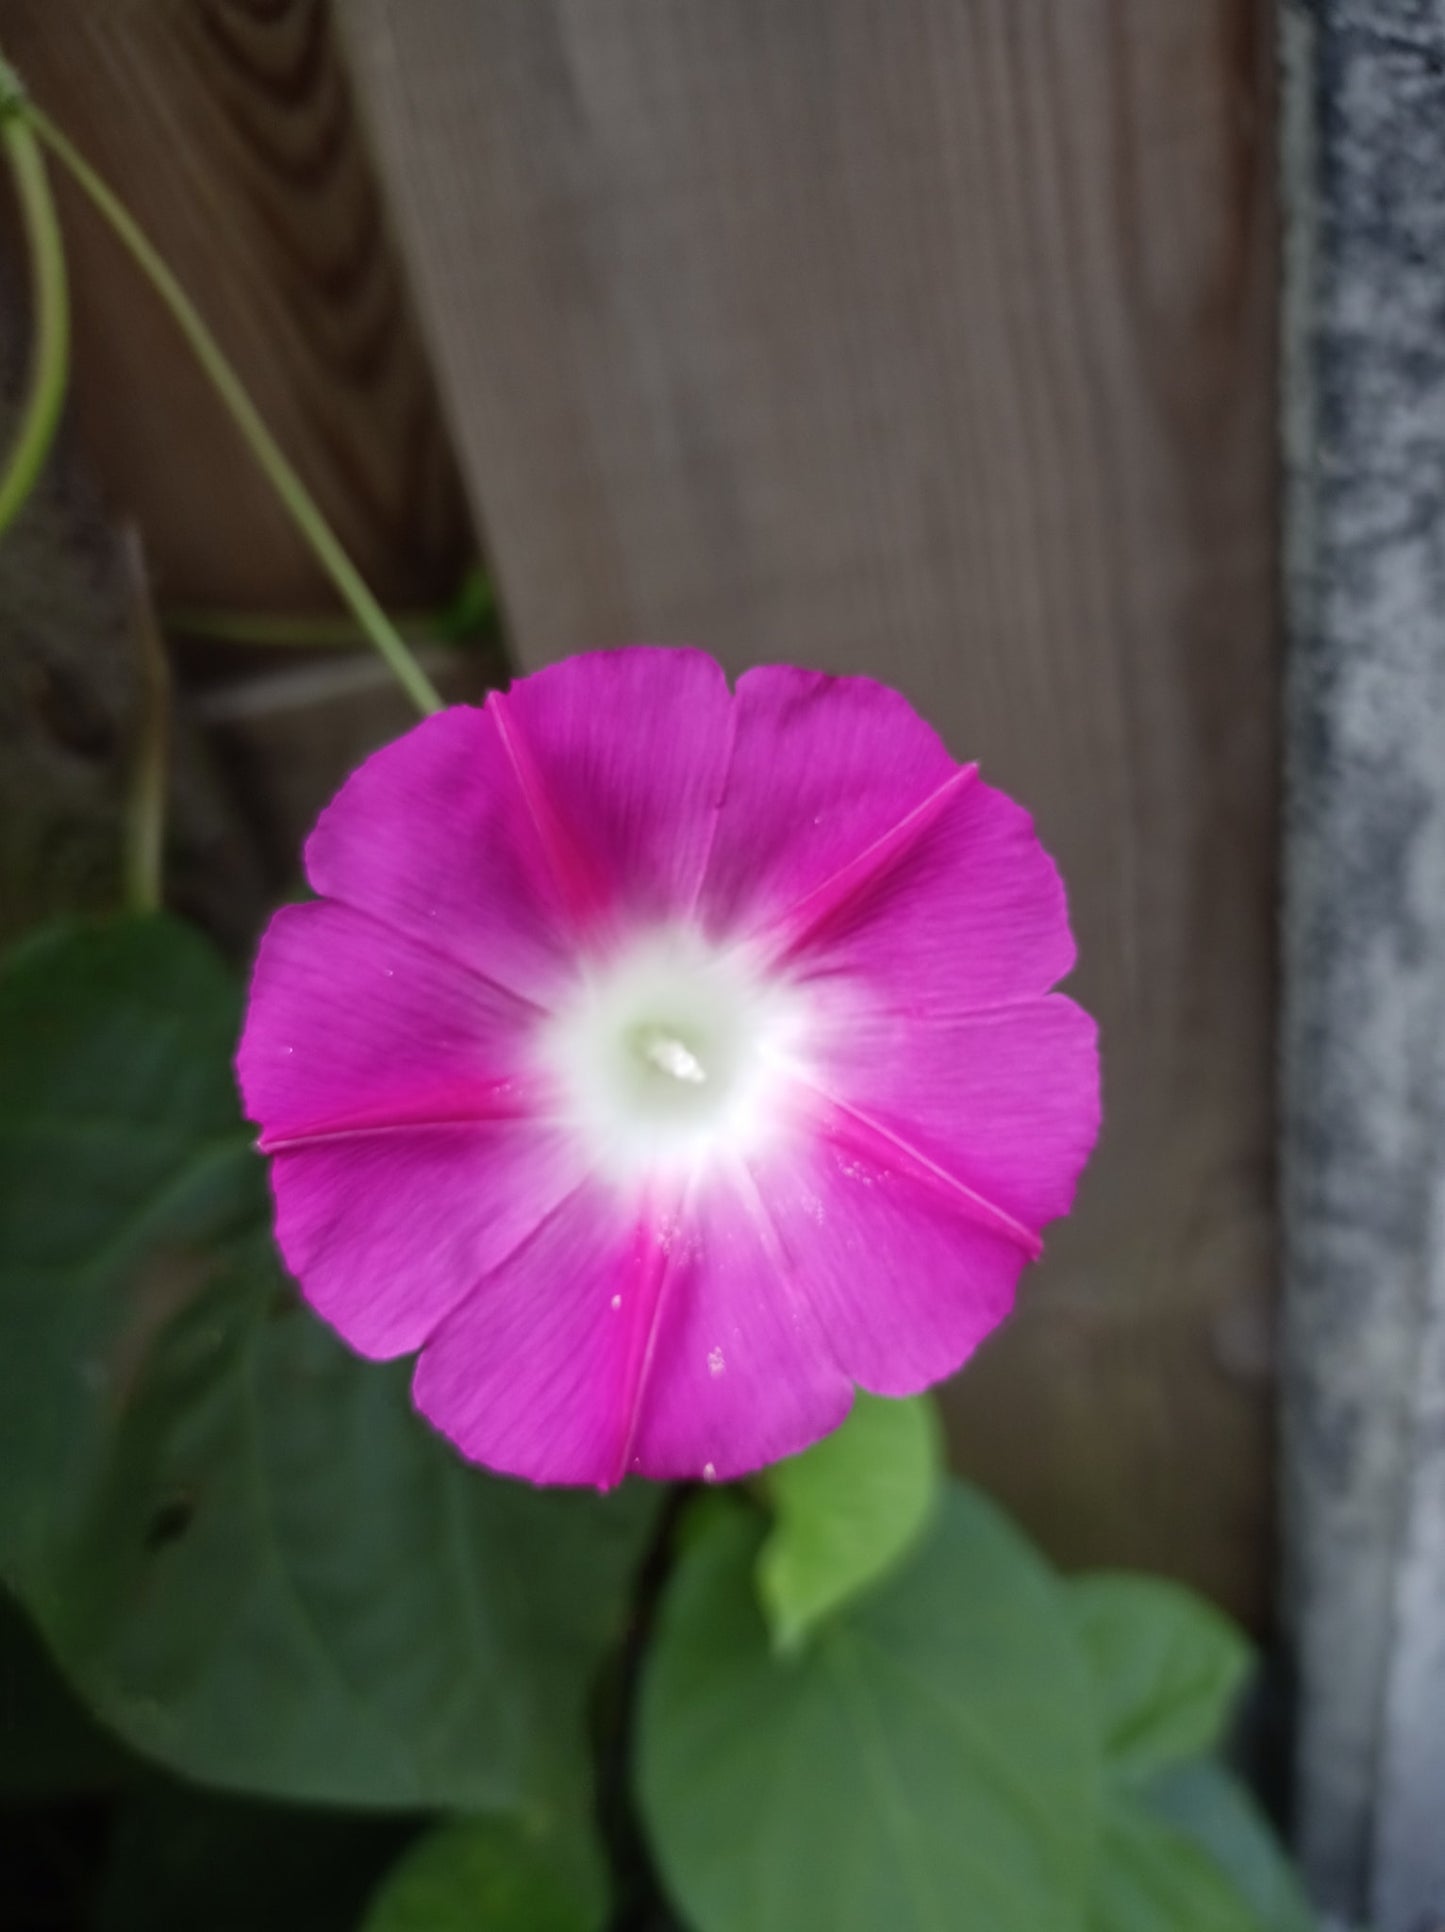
{"left": 363, "top": 1814, "right": 607, "bottom": 1932}
{"left": 1089, "top": 1796, "right": 1266, "bottom": 1932}
{"left": 0, "top": 916, "right": 657, "bottom": 1813}
{"left": 1144, "top": 1762, "right": 1315, "bottom": 1932}
{"left": 640, "top": 1482, "right": 1099, "bottom": 1932}
{"left": 757, "top": 1392, "right": 941, "bottom": 1653}
{"left": 1070, "top": 1574, "right": 1252, "bottom": 1780}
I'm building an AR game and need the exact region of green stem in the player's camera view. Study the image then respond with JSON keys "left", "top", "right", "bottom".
{"left": 0, "top": 81, "right": 69, "bottom": 538}
{"left": 164, "top": 564, "right": 497, "bottom": 652}
{"left": 24, "top": 103, "right": 443, "bottom": 718}
{"left": 163, "top": 605, "right": 441, "bottom": 650}
{"left": 121, "top": 529, "right": 168, "bottom": 915}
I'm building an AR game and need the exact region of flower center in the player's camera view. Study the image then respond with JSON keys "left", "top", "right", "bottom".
{"left": 545, "top": 928, "right": 806, "bottom": 1183}
{"left": 627, "top": 1021, "right": 711, "bottom": 1095}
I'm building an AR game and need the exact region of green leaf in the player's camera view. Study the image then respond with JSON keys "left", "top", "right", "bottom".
{"left": 0, "top": 916, "right": 658, "bottom": 1812}
{"left": 639, "top": 1480, "right": 1100, "bottom": 1932}
{"left": 1145, "top": 1763, "right": 1315, "bottom": 1932}
{"left": 757, "top": 1391, "right": 942, "bottom": 1653}
{"left": 363, "top": 1815, "right": 608, "bottom": 1932}
{"left": 1072, "top": 1570, "right": 1309, "bottom": 1931}
{"left": 431, "top": 562, "right": 498, "bottom": 643}
{"left": 1090, "top": 1796, "right": 1266, "bottom": 1932}
{"left": 1071, "top": 1574, "right": 1253, "bottom": 1779}
{"left": 94, "top": 1778, "right": 412, "bottom": 1932}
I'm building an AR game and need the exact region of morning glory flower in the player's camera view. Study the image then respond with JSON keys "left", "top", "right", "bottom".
{"left": 237, "top": 649, "right": 1099, "bottom": 1488}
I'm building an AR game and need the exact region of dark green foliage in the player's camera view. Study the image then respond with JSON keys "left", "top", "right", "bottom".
{"left": 0, "top": 916, "right": 1312, "bottom": 1931}
{"left": 0, "top": 917, "right": 656, "bottom": 1821}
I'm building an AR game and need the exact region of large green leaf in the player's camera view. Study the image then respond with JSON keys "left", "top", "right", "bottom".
{"left": 1145, "top": 1763, "right": 1315, "bottom": 1932}
{"left": 1073, "top": 1570, "right": 1309, "bottom": 1932}
{"left": 1090, "top": 1796, "right": 1265, "bottom": 1932}
{"left": 0, "top": 916, "right": 657, "bottom": 1812}
{"left": 363, "top": 1814, "right": 608, "bottom": 1932}
{"left": 639, "top": 1483, "right": 1100, "bottom": 1932}
{"left": 1070, "top": 1574, "right": 1253, "bottom": 1780}
{"left": 757, "top": 1391, "right": 941, "bottom": 1653}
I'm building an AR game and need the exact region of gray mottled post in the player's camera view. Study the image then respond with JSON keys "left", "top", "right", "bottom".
{"left": 1281, "top": 4, "right": 1445, "bottom": 1927}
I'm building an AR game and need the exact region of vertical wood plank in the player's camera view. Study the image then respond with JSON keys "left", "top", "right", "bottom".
{"left": 0, "top": 0, "right": 471, "bottom": 609}
{"left": 346, "top": 0, "right": 1280, "bottom": 1619}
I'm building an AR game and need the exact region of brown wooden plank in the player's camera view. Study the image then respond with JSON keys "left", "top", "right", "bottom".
{"left": 346, "top": 0, "right": 1280, "bottom": 1619}
{"left": 0, "top": 0, "right": 471, "bottom": 612}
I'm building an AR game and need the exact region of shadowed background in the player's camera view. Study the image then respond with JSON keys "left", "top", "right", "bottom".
{"left": 1, "top": 0, "right": 1279, "bottom": 1629}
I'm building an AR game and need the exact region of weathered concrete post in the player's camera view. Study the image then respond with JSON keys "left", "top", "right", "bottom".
{"left": 1281, "top": 6, "right": 1445, "bottom": 1927}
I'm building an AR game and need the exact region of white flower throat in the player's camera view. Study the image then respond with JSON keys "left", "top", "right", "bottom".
{"left": 545, "top": 928, "right": 809, "bottom": 1183}
{"left": 628, "top": 1021, "right": 710, "bottom": 1092}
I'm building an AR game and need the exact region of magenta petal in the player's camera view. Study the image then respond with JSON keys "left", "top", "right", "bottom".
{"left": 756, "top": 1133, "right": 1033, "bottom": 1396}
{"left": 626, "top": 1173, "right": 853, "bottom": 1484}
{"left": 238, "top": 648, "right": 1101, "bottom": 1489}
{"left": 497, "top": 647, "right": 735, "bottom": 926}
{"left": 236, "top": 901, "right": 544, "bottom": 1140}
{"left": 302, "top": 707, "right": 576, "bottom": 1006}
{"left": 239, "top": 900, "right": 585, "bottom": 1360}
{"left": 410, "top": 1180, "right": 646, "bottom": 1488}
{"left": 697, "top": 665, "right": 959, "bottom": 943}
{"left": 413, "top": 1170, "right": 854, "bottom": 1490}
{"left": 783, "top": 773, "right": 1077, "bottom": 1012}
{"left": 267, "top": 1124, "right": 584, "bottom": 1359}
{"left": 304, "top": 653, "right": 735, "bottom": 995}
{"left": 696, "top": 667, "right": 1073, "bottom": 1006}
{"left": 808, "top": 994, "right": 1100, "bottom": 1232}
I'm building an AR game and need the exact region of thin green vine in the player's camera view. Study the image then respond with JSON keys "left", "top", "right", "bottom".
{"left": 17, "top": 95, "right": 443, "bottom": 718}
{"left": 164, "top": 562, "right": 497, "bottom": 652}
{"left": 121, "top": 529, "right": 169, "bottom": 916}
{"left": 0, "top": 63, "right": 69, "bottom": 538}
{"left": 165, "top": 606, "right": 442, "bottom": 652}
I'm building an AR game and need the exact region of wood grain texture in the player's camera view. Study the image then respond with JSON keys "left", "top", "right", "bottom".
{"left": 345, "top": 0, "right": 1280, "bottom": 1618}
{"left": 0, "top": 0, "right": 471, "bottom": 610}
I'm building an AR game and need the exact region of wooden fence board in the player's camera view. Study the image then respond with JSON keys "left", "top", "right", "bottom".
{"left": 0, "top": 0, "right": 492, "bottom": 914}
{"left": 345, "top": 0, "right": 1281, "bottom": 1618}
{"left": 0, "top": 0, "right": 470, "bottom": 611}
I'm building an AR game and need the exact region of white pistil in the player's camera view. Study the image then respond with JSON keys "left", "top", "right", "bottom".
{"left": 638, "top": 1028, "right": 708, "bottom": 1085}
{"left": 542, "top": 926, "right": 810, "bottom": 1185}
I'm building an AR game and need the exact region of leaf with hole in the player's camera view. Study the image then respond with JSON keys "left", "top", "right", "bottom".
{"left": 0, "top": 916, "right": 657, "bottom": 1812}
